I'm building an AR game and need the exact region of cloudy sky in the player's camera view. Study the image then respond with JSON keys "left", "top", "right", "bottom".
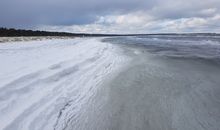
{"left": 1, "top": 0, "right": 220, "bottom": 33}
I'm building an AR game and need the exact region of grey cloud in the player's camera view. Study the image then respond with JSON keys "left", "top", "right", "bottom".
{"left": 0, "top": 0, "right": 155, "bottom": 28}
{"left": 149, "top": 0, "right": 220, "bottom": 20}
{"left": 0, "top": 0, "right": 219, "bottom": 32}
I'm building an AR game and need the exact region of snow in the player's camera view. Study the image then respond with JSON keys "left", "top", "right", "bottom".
{"left": 2, "top": 36, "right": 219, "bottom": 130}
{"left": 0, "top": 38, "right": 128, "bottom": 130}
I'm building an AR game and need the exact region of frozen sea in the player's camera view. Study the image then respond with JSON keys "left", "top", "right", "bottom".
{"left": 0, "top": 35, "right": 220, "bottom": 130}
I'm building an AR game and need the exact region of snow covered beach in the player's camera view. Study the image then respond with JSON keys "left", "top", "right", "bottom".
{"left": 0, "top": 38, "right": 129, "bottom": 130}
{"left": 0, "top": 36, "right": 220, "bottom": 130}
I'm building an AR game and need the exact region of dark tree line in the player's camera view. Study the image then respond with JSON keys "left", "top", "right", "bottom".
{"left": 0, "top": 27, "right": 124, "bottom": 37}
{"left": 0, "top": 27, "right": 84, "bottom": 37}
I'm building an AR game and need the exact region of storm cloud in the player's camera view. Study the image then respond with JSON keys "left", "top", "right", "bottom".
{"left": 0, "top": 0, "right": 220, "bottom": 33}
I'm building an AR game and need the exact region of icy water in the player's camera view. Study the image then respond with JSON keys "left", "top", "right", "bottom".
{"left": 97, "top": 35, "right": 220, "bottom": 130}
{"left": 0, "top": 35, "right": 220, "bottom": 130}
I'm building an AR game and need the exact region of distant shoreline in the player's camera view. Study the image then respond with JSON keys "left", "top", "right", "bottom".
{"left": 1, "top": 27, "right": 220, "bottom": 37}
{"left": 0, "top": 28, "right": 124, "bottom": 37}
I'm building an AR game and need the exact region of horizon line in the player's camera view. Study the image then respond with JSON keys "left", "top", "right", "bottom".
{"left": 1, "top": 27, "right": 220, "bottom": 36}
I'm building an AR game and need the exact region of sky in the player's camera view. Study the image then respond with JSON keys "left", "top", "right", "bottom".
{"left": 0, "top": 0, "right": 220, "bottom": 34}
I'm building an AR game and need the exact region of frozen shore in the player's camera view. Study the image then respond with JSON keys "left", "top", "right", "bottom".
{"left": 0, "top": 38, "right": 129, "bottom": 130}
{"left": 0, "top": 36, "right": 220, "bottom": 130}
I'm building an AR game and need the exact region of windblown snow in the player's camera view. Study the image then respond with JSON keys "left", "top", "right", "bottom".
{"left": 0, "top": 38, "right": 128, "bottom": 130}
